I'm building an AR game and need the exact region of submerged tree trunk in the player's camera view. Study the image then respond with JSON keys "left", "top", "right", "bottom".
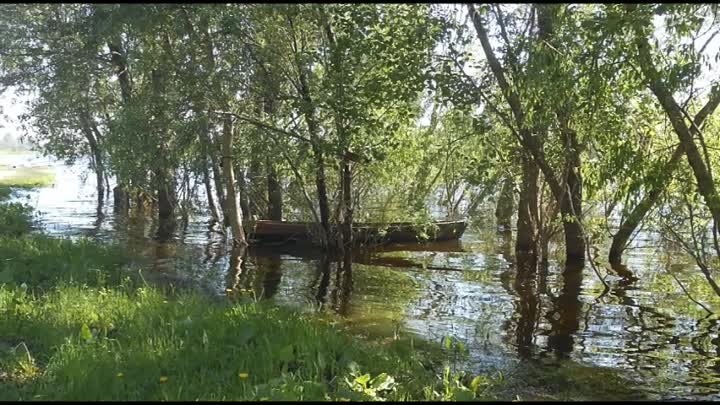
{"left": 495, "top": 174, "right": 515, "bottom": 230}
{"left": 78, "top": 111, "right": 105, "bottom": 211}
{"left": 221, "top": 115, "right": 247, "bottom": 246}
{"left": 113, "top": 184, "right": 129, "bottom": 215}
{"left": 516, "top": 155, "right": 540, "bottom": 257}
{"left": 107, "top": 38, "right": 132, "bottom": 215}
{"left": 560, "top": 125, "right": 585, "bottom": 262}
{"left": 156, "top": 168, "right": 177, "bottom": 240}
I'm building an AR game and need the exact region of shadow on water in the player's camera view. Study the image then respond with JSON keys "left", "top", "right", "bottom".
{"left": 13, "top": 152, "right": 720, "bottom": 400}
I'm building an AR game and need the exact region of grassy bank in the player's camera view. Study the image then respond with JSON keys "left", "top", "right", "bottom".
{"left": 0, "top": 174, "right": 644, "bottom": 401}
{"left": 0, "top": 186, "right": 493, "bottom": 401}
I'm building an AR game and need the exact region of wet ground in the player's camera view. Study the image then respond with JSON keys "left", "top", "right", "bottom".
{"left": 5, "top": 152, "right": 720, "bottom": 400}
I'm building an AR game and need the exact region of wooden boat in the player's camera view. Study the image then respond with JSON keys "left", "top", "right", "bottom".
{"left": 246, "top": 219, "right": 468, "bottom": 246}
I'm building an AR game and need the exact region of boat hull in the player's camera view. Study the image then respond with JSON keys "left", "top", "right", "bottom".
{"left": 246, "top": 220, "right": 467, "bottom": 246}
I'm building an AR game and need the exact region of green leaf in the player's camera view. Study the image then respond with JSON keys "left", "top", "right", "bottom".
{"left": 370, "top": 373, "right": 395, "bottom": 391}
{"left": 354, "top": 373, "right": 371, "bottom": 388}
{"left": 443, "top": 336, "right": 452, "bottom": 350}
{"left": 470, "top": 375, "right": 486, "bottom": 392}
{"left": 79, "top": 323, "right": 93, "bottom": 342}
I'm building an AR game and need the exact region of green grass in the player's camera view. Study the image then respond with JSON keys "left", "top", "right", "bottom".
{"left": 0, "top": 194, "right": 494, "bottom": 401}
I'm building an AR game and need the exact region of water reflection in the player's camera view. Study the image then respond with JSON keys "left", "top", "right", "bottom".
{"left": 11, "top": 152, "right": 720, "bottom": 400}
{"left": 546, "top": 261, "right": 583, "bottom": 358}
{"left": 256, "top": 255, "right": 283, "bottom": 299}
{"left": 513, "top": 253, "right": 541, "bottom": 359}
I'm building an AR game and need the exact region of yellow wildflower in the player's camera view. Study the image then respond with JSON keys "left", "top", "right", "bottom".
{"left": 238, "top": 372, "right": 249, "bottom": 379}
{"left": 116, "top": 372, "right": 124, "bottom": 378}
{"left": 159, "top": 376, "right": 168, "bottom": 383}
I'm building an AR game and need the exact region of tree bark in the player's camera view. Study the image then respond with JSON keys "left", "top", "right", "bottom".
{"left": 516, "top": 154, "right": 540, "bottom": 255}
{"left": 559, "top": 124, "right": 585, "bottom": 261}
{"left": 341, "top": 154, "right": 353, "bottom": 250}
{"left": 267, "top": 159, "right": 283, "bottom": 220}
{"left": 221, "top": 115, "right": 247, "bottom": 246}
{"left": 209, "top": 145, "right": 228, "bottom": 225}
{"left": 78, "top": 110, "right": 105, "bottom": 210}
{"left": 113, "top": 184, "right": 129, "bottom": 214}
{"left": 236, "top": 166, "right": 251, "bottom": 221}
{"left": 263, "top": 81, "right": 283, "bottom": 221}
{"left": 156, "top": 169, "right": 177, "bottom": 240}
{"left": 202, "top": 159, "right": 221, "bottom": 225}
{"left": 495, "top": 174, "right": 515, "bottom": 230}
{"left": 247, "top": 156, "right": 263, "bottom": 218}
{"left": 107, "top": 38, "right": 132, "bottom": 215}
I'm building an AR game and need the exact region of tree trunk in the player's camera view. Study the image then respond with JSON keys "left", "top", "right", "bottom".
{"left": 516, "top": 155, "right": 540, "bottom": 256}
{"left": 113, "top": 184, "right": 129, "bottom": 215}
{"left": 221, "top": 115, "right": 247, "bottom": 246}
{"left": 209, "top": 148, "right": 228, "bottom": 225}
{"left": 291, "top": 11, "right": 331, "bottom": 248}
{"left": 79, "top": 112, "right": 105, "bottom": 210}
{"left": 236, "top": 167, "right": 251, "bottom": 221}
{"left": 495, "top": 174, "right": 515, "bottom": 230}
{"left": 312, "top": 143, "right": 332, "bottom": 248}
{"left": 560, "top": 126, "right": 585, "bottom": 262}
{"left": 203, "top": 158, "right": 221, "bottom": 225}
{"left": 156, "top": 169, "right": 176, "bottom": 240}
{"left": 247, "top": 157, "right": 262, "bottom": 218}
{"left": 609, "top": 143, "right": 684, "bottom": 270}
{"left": 340, "top": 154, "right": 353, "bottom": 250}
{"left": 267, "top": 159, "right": 283, "bottom": 220}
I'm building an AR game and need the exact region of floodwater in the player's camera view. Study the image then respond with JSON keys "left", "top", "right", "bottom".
{"left": 6, "top": 152, "right": 720, "bottom": 400}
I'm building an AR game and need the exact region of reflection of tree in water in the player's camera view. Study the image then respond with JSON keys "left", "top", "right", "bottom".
{"left": 256, "top": 255, "right": 283, "bottom": 299}
{"left": 494, "top": 228, "right": 548, "bottom": 359}
{"left": 313, "top": 255, "right": 332, "bottom": 306}
{"left": 335, "top": 251, "right": 353, "bottom": 317}
{"left": 546, "top": 260, "right": 583, "bottom": 358}
{"left": 310, "top": 252, "right": 353, "bottom": 317}
{"left": 226, "top": 245, "right": 248, "bottom": 291}
{"left": 513, "top": 252, "right": 540, "bottom": 359}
